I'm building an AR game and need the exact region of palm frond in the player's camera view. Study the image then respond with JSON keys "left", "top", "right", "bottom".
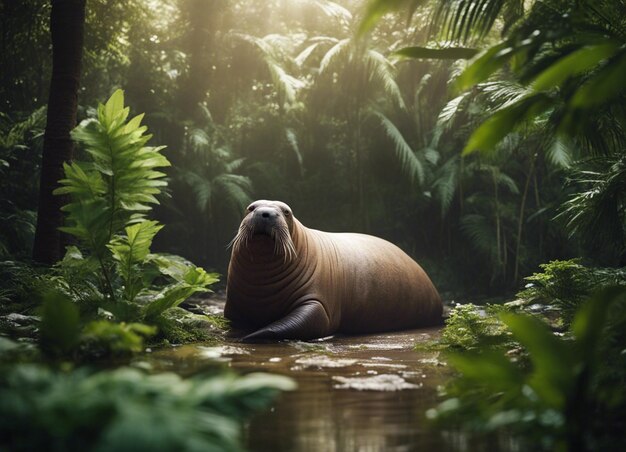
{"left": 295, "top": 38, "right": 338, "bottom": 67}
{"left": 493, "top": 170, "right": 519, "bottom": 194}
{"left": 370, "top": 110, "right": 424, "bottom": 185}
{"left": 437, "top": 92, "right": 469, "bottom": 130}
{"left": 178, "top": 170, "right": 212, "bottom": 213}
{"left": 319, "top": 38, "right": 351, "bottom": 75}
{"left": 432, "top": 0, "right": 521, "bottom": 43}
{"left": 461, "top": 213, "right": 498, "bottom": 257}
{"left": 232, "top": 33, "right": 305, "bottom": 106}
{"left": 188, "top": 128, "right": 210, "bottom": 153}
{"left": 285, "top": 128, "right": 304, "bottom": 173}
{"left": 308, "top": 0, "right": 352, "bottom": 23}
{"left": 558, "top": 154, "right": 626, "bottom": 258}
{"left": 432, "top": 155, "right": 459, "bottom": 215}
{"left": 546, "top": 136, "right": 573, "bottom": 169}
{"left": 0, "top": 106, "right": 46, "bottom": 150}
{"left": 225, "top": 158, "right": 246, "bottom": 173}
{"left": 358, "top": 0, "right": 422, "bottom": 36}
{"left": 365, "top": 50, "right": 406, "bottom": 109}
{"left": 214, "top": 174, "right": 253, "bottom": 214}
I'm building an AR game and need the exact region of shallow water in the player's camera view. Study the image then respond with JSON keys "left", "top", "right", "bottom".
{"left": 139, "top": 326, "right": 510, "bottom": 452}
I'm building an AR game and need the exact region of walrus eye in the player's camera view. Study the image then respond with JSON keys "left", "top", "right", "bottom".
{"left": 283, "top": 210, "right": 290, "bottom": 216}
{"left": 247, "top": 205, "right": 255, "bottom": 212}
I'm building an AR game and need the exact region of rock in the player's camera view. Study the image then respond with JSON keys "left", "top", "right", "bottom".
{"left": 294, "top": 354, "right": 357, "bottom": 368}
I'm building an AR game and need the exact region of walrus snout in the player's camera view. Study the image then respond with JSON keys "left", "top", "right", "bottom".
{"left": 251, "top": 207, "right": 280, "bottom": 235}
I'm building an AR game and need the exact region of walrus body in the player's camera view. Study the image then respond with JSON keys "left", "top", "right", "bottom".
{"left": 225, "top": 200, "right": 443, "bottom": 341}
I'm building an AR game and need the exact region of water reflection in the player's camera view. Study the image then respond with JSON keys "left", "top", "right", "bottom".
{"left": 144, "top": 329, "right": 515, "bottom": 452}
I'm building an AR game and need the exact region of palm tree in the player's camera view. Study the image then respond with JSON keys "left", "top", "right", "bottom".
{"left": 174, "top": 106, "right": 253, "bottom": 266}
{"left": 303, "top": 33, "right": 424, "bottom": 230}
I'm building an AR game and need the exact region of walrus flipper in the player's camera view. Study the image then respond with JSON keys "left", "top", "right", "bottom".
{"left": 242, "top": 301, "right": 330, "bottom": 342}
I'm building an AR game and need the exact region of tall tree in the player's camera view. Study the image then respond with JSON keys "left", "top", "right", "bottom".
{"left": 32, "top": 0, "right": 86, "bottom": 264}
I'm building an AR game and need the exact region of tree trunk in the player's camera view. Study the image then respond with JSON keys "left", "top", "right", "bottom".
{"left": 513, "top": 153, "right": 537, "bottom": 284}
{"left": 179, "top": 0, "right": 219, "bottom": 122}
{"left": 32, "top": 0, "right": 86, "bottom": 264}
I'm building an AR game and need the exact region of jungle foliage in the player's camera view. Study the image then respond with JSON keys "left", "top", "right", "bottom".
{"left": 0, "top": 88, "right": 293, "bottom": 452}
{"left": 1, "top": 91, "right": 225, "bottom": 358}
{"left": 428, "top": 285, "right": 626, "bottom": 451}
{"left": 1, "top": 0, "right": 626, "bottom": 450}
{"left": 0, "top": 357, "right": 295, "bottom": 452}
{"left": 2, "top": 0, "right": 623, "bottom": 295}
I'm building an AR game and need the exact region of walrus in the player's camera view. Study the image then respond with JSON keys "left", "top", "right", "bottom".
{"left": 225, "top": 200, "right": 443, "bottom": 341}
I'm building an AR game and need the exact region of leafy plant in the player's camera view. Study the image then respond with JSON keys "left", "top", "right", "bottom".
{"left": 518, "top": 259, "right": 626, "bottom": 325}
{"left": 0, "top": 363, "right": 296, "bottom": 452}
{"left": 439, "top": 303, "right": 513, "bottom": 351}
{"left": 428, "top": 286, "right": 626, "bottom": 451}
{"left": 558, "top": 154, "right": 626, "bottom": 264}
{"left": 31, "top": 90, "right": 223, "bottom": 350}
{"left": 81, "top": 320, "right": 156, "bottom": 356}
{"left": 55, "top": 89, "right": 170, "bottom": 285}
{"left": 0, "top": 107, "right": 45, "bottom": 257}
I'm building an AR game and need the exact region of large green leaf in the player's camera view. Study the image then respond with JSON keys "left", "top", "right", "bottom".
{"left": 531, "top": 42, "right": 620, "bottom": 92}
{"left": 143, "top": 266, "right": 218, "bottom": 319}
{"left": 393, "top": 46, "right": 478, "bottom": 60}
{"left": 572, "top": 286, "right": 626, "bottom": 360}
{"left": 39, "top": 291, "right": 80, "bottom": 356}
{"left": 462, "top": 93, "right": 552, "bottom": 155}
{"left": 571, "top": 49, "right": 626, "bottom": 108}
{"left": 447, "top": 350, "right": 523, "bottom": 389}
{"left": 454, "top": 42, "right": 510, "bottom": 92}
{"left": 107, "top": 220, "right": 163, "bottom": 302}
{"left": 500, "top": 313, "right": 574, "bottom": 409}
{"left": 357, "top": 0, "right": 421, "bottom": 37}
{"left": 108, "top": 221, "right": 163, "bottom": 275}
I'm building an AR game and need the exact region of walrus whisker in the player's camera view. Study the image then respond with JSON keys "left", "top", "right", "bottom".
{"left": 229, "top": 222, "right": 254, "bottom": 255}
{"left": 275, "top": 226, "right": 297, "bottom": 263}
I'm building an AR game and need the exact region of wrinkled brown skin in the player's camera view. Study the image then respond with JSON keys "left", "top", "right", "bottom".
{"left": 225, "top": 200, "right": 443, "bottom": 341}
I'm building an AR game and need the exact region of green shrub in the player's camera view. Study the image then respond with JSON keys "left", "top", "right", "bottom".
{"left": 427, "top": 286, "right": 626, "bottom": 451}
{"left": 518, "top": 259, "right": 626, "bottom": 325}
{"left": 54, "top": 90, "right": 219, "bottom": 319}
{"left": 8, "top": 90, "right": 227, "bottom": 351}
{"left": 0, "top": 363, "right": 296, "bottom": 452}
{"left": 438, "top": 303, "right": 514, "bottom": 351}
{"left": 81, "top": 321, "right": 157, "bottom": 356}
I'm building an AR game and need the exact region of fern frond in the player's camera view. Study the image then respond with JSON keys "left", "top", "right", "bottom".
{"left": 108, "top": 220, "right": 163, "bottom": 301}
{"left": 56, "top": 89, "right": 170, "bottom": 255}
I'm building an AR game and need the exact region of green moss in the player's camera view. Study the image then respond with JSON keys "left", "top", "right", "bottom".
{"left": 151, "top": 307, "right": 227, "bottom": 345}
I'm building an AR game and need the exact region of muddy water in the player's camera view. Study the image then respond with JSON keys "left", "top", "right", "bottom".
{"left": 140, "top": 326, "right": 504, "bottom": 451}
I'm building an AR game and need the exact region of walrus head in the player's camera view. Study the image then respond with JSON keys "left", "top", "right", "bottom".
{"left": 229, "top": 200, "right": 297, "bottom": 261}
